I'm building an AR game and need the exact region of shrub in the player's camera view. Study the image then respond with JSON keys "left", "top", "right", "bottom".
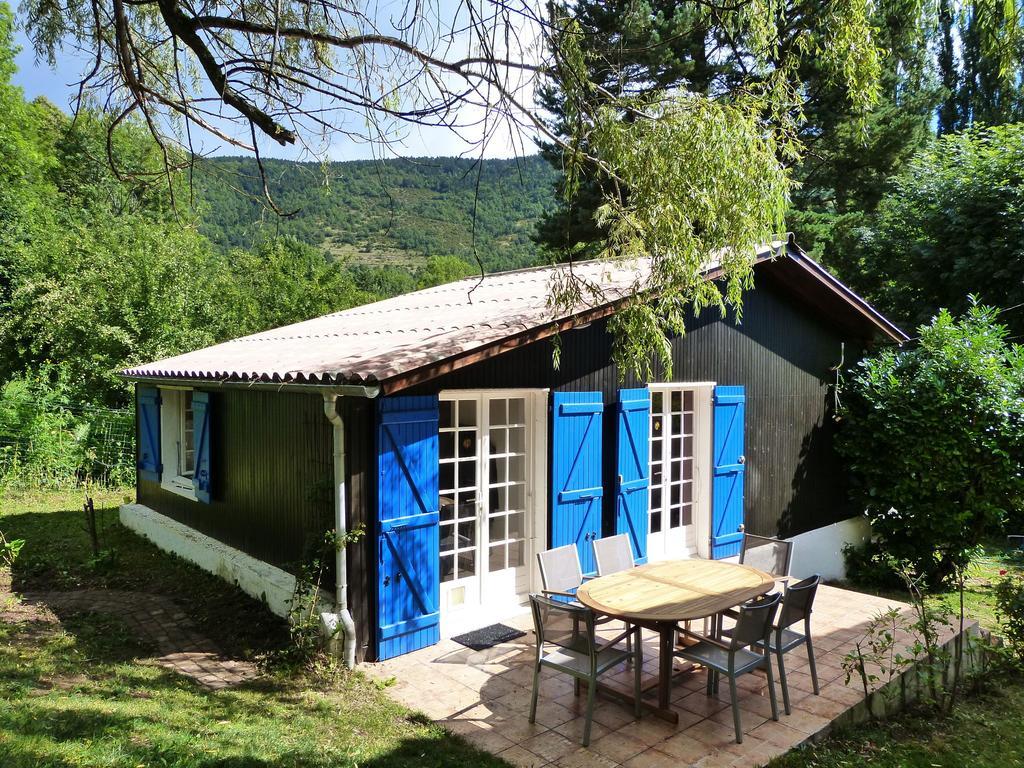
{"left": 842, "top": 541, "right": 904, "bottom": 591}
{"left": 839, "top": 303, "right": 1024, "bottom": 588}
{"left": 995, "top": 573, "right": 1024, "bottom": 663}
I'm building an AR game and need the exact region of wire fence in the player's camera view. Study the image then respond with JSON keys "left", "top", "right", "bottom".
{"left": 0, "top": 402, "right": 135, "bottom": 490}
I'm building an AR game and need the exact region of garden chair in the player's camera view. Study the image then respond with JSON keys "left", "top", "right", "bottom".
{"left": 592, "top": 533, "right": 635, "bottom": 576}
{"left": 756, "top": 574, "right": 821, "bottom": 714}
{"left": 740, "top": 534, "right": 794, "bottom": 585}
{"left": 675, "top": 592, "right": 782, "bottom": 744}
{"left": 537, "top": 543, "right": 631, "bottom": 651}
{"left": 528, "top": 594, "right": 642, "bottom": 746}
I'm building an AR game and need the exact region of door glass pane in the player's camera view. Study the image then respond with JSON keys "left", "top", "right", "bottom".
{"left": 508, "top": 398, "right": 525, "bottom": 425}
{"left": 458, "top": 400, "right": 477, "bottom": 427}
{"left": 439, "top": 397, "right": 479, "bottom": 583}
{"left": 489, "top": 398, "right": 506, "bottom": 426}
{"left": 489, "top": 545, "right": 505, "bottom": 571}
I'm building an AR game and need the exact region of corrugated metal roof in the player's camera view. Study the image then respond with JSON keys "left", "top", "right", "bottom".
{"left": 122, "top": 240, "right": 902, "bottom": 390}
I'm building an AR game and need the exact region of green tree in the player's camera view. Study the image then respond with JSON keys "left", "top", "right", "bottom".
{"left": 839, "top": 303, "right": 1024, "bottom": 587}
{"left": 414, "top": 256, "right": 475, "bottom": 289}
{"left": 226, "top": 238, "right": 371, "bottom": 336}
{"left": 843, "top": 123, "right": 1024, "bottom": 334}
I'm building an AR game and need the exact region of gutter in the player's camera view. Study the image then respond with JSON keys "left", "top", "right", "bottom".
{"left": 124, "top": 376, "right": 380, "bottom": 399}
{"left": 321, "top": 392, "right": 376, "bottom": 668}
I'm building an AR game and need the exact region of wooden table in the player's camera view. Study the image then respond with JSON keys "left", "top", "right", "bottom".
{"left": 576, "top": 559, "right": 775, "bottom": 722}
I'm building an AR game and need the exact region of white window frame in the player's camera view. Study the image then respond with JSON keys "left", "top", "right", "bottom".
{"left": 158, "top": 386, "right": 198, "bottom": 501}
{"left": 648, "top": 382, "right": 715, "bottom": 559}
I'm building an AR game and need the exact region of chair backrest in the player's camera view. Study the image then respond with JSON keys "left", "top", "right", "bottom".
{"left": 739, "top": 534, "right": 793, "bottom": 579}
{"left": 731, "top": 592, "right": 782, "bottom": 649}
{"left": 778, "top": 574, "right": 820, "bottom": 629}
{"left": 529, "top": 593, "right": 595, "bottom": 656}
{"left": 537, "top": 544, "right": 584, "bottom": 595}
{"left": 593, "top": 534, "right": 634, "bottom": 576}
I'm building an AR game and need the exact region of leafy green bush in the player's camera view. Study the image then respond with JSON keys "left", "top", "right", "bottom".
{"left": 839, "top": 303, "right": 1024, "bottom": 588}
{"left": 995, "top": 573, "right": 1024, "bottom": 663}
{"left": 842, "top": 541, "right": 904, "bottom": 591}
{"left": 0, "top": 367, "right": 134, "bottom": 489}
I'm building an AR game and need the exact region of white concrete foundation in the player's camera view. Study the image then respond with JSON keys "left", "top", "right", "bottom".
{"left": 786, "top": 515, "right": 871, "bottom": 581}
{"left": 119, "top": 503, "right": 296, "bottom": 618}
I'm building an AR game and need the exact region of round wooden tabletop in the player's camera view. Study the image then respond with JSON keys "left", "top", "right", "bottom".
{"left": 575, "top": 559, "right": 776, "bottom": 623}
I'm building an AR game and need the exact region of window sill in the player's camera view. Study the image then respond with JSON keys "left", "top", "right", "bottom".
{"left": 161, "top": 477, "right": 198, "bottom": 502}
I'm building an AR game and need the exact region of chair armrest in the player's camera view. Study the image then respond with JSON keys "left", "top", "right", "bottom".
{"left": 542, "top": 589, "right": 577, "bottom": 600}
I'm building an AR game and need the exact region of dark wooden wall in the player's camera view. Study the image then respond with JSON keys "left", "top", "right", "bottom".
{"left": 405, "top": 278, "right": 856, "bottom": 539}
{"left": 137, "top": 389, "right": 375, "bottom": 661}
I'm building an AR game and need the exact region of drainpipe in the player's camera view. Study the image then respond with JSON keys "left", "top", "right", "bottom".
{"left": 323, "top": 394, "right": 357, "bottom": 669}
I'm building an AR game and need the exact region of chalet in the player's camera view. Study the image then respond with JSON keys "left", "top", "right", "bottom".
{"left": 120, "top": 238, "right": 906, "bottom": 665}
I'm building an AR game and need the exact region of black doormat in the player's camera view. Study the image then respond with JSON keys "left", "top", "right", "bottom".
{"left": 452, "top": 623, "right": 527, "bottom": 651}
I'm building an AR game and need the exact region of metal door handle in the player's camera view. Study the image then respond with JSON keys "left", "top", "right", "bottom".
{"left": 738, "top": 455, "right": 745, "bottom": 464}
{"left": 383, "top": 575, "right": 391, "bottom": 587}
{"left": 738, "top": 524, "right": 745, "bottom": 533}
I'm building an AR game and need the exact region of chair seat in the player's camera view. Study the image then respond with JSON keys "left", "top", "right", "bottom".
{"left": 541, "top": 641, "right": 633, "bottom": 677}
{"left": 756, "top": 628, "right": 807, "bottom": 653}
{"left": 675, "top": 642, "right": 766, "bottom": 676}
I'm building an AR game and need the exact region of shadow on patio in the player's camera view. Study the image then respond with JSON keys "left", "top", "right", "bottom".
{"left": 362, "top": 584, "right": 974, "bottom": 768}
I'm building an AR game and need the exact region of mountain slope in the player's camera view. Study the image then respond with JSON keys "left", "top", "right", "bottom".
{"left": 195, "top": 155, "right": 558, "bottom": 272}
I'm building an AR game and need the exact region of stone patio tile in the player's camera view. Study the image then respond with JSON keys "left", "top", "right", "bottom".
{"left": 588, "top": 730, "right": 650, "bottom": 764}
{"left": 613, "top": 714, "right": 682, "bottom": 745}
{"left": 589, "top": 699, "right": 643, "bottom": 730}
{"left": 498, "top": 744, "right": 549, "bottom": 768}
{"left": 677, "top": 690, "right": 731, "bottom": 718}
{"left": 707, "top": 705, "right": 768, "bottom": 735}
{"left": 776, "top": 708, "right": 832, "bottom": 737}
{"left": 621, "top": 747, "right": 681, "bottom": 768}
{"left": 553, "top": 715, "right": 611, "bottom": 745}
{"left": 747, "top": 720, "right": 808, "bottom": 749}
{"left": 659, "top": 731, "right": 712, "bottom": 762}
{"left": 686, "top": 717, "right": 741, "bottom": 749}
{"left": 554, "top": 746, "right": 622, "bottom": 768}
{"left": 520, "top": 730, "right": 580, "bottom": 763}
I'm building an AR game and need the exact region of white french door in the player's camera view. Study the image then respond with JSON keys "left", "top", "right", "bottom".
{"left": 648, "top": 384, "right": 714, "bottom": 561}
{"left": 438, "top": 391, "right": 545, "bottom": 636}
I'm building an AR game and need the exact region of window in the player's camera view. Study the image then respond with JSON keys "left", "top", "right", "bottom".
{"left": 160, "top": 388, "right": 198, "bottom": 499}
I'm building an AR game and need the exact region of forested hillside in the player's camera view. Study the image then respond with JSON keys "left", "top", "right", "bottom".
{"left": 196, "top": 155, "right": 557, "bottom": 271}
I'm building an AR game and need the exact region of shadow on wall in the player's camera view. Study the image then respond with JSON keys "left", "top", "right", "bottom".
{"left": 777, "top": 390, "right": 850, "bottom": 539}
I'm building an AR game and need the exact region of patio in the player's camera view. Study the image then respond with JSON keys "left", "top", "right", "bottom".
{"left": 363, "top": 584, "right": 972, "bottom": 768}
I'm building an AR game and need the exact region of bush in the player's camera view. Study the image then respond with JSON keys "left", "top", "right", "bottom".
{"left": 839, "top": 303, "right": 1024, "bottom": 588}
{"left": 842, "top": 541, "right": 904, "bottom": 591}
{"left": 0, "top": 367, "right": 134, "bottom": 489}
{"left": 995, "top": 572, "right": 1024, "bottom": 663}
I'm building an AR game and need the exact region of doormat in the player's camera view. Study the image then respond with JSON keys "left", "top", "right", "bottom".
{"left": 452, "top": 623, "right": 527, "bottom": 651}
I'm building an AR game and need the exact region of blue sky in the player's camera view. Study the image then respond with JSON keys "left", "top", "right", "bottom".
{"left": 11, "top": 20, "right": 536, "bottom": 161}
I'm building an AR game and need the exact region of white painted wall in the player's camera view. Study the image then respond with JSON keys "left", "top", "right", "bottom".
{"left": 120, "top": 503, "right": 297, "bottom": 618}
{"left": 786, "top": 516, "right": 871, "bottom": 581}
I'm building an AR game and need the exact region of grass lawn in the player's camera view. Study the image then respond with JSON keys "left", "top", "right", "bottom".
{"left": 0, "top": 488, "right": 507, "bottom": 767}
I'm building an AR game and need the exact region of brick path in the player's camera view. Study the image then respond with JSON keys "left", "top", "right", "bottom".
{"left": 21, "top": 589, "right": 259, "bottom": 690}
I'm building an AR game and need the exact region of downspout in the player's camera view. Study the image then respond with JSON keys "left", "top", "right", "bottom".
{"left": 323, "top": 394, "right": 357, "bottom": 669}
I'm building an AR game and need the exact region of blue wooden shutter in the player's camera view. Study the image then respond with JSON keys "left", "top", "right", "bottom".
{"left": 376, "top": 395, "right": 440, "bottom": 661}
{"left": 615, "top": 388, "right": 650, "bottom": 564}
{"left": 137, "top": 386, "right": 162, "bottom": 481}
{"left": 551, "top": 391, "right": 604, "bottom": 575}
{"left": 712, "top": 385, "right": 746, "bottom": 559}
{"left": 192, "top": 391, "right": 212, "bottom": 504}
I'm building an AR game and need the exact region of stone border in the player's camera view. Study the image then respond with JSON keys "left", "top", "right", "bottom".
{"left": 120, "top": 503, "right": 296, "bottom": 618}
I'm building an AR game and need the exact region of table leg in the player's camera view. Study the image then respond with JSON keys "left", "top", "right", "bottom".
{"left": 658, "top": 622, "right": 674, "bottom": 711}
